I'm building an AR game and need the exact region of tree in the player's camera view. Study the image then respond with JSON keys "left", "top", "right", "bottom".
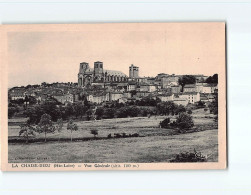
{"left": 28, "top": 96, "right": 37, "bottom": 105}
{"left": 8, "top": 107, "right": 18, "bottom": 118}
{"left": 187, "top": 109, "right": 192, "bottom": 114}
{"left": 67, "top": 120, "right": 78, "bottom": 142}
{"left": 90, "top": 129, "right": 98, "bottom": 137}
{"left": 176, "top": 112, "right": 194, "bottom": 131}
{"left": 178, "top": 75, "right": 196, "bottom": 92}
{"left": 157, "top": 101, "right": 176, "bottom": 116}
{"left": 127, "top": 106, "right": 140, "bottom": 117}
{"left": 73, "top": 103, "right": 86, "bottom": 119}
{"left": 41, "top": 101, "right": 62, "bottom": 121}
{"left": 95, "top": 107, "right": 104, "bottom": 120}
{"left": 196, "top": 101, "right": 205, "bottom": 108}
{"left": 104, "top": 108, "right": 115, "bottom": 119}
{"left": 130, "top": 90, "right": 137, "bottom": 97}
{"left": 24, "top": 95, "right": 29, "bottom": 109}
{"left": 209, "top": 92, "right": 218, "bottom": 121}
{"left": 174, "top": 105, "right": 186, "bottom": 115}
{"left": 86, "top": 109, "right": 93, "bottom": 120}
{"left": 65, "top": 104, "right": 74, "bottom": 118}
{"left": 25, "top": 106, "right": 45, "bottom": 124}
{"left": 159, "top": 118, "right": 171, "bottom": 128}
{"left": 116, "top": 107, "right": 128, "bottom": 118}
{"left": 55, "top": 118, "right": 63, "bottom": 141}
{"left": 41, "top": 82, "right": 48, "bottom": 87}
{"left": 19, "top": 123, "right": 36, "bottom": 143}
{"left": 205, "top": 74, "right": 218, "bottom": 84}
{"left": 36, "top": 113, "right": 56, "bottom": 142}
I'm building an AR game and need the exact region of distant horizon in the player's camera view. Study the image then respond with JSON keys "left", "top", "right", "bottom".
{"left": 9, "top": 71, "right": 218, "bottom": 89}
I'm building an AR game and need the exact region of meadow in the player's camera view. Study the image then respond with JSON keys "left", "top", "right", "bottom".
{"left": 8, "top": 109, "right": 218, "bottom": 163}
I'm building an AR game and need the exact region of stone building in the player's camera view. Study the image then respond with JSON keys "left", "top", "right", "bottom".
{"left": 129, "top": 64, "right": 139, "bottom": 78}
{"left": 78, "top": 61, "right": 128, "bottom": 88}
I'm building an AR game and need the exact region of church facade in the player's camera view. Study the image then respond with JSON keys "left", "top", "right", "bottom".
{"left": 78, "top": 61, "right": 130, "bottom": 88}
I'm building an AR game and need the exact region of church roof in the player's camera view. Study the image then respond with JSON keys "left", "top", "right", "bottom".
{"left": 79, "top": 66, "right": 127, "bottom": 77}
{"left": 104, "top": 69, "right": 127, "bottom": 77}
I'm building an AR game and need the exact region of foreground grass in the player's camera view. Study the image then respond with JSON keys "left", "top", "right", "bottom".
{"left": 8, "top": 108, "right": 215, "bottom": 139}
{"left": 8, "top": 108, "right": 218, "bottom": 163}
{"left": 8, "top": 129, "right": 218, "bottom": 163}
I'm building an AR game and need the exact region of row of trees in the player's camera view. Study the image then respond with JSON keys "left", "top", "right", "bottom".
{"left": 19, "top": 113, "right": 100, "bottom": 143}
{"left": 22, "top": 97, "right": 187, "bottom": 124}
{"left": 23, "top": 100, "right": 92, "bottom": 124}
{"left": 95, "top": 106, "right": 154, "bottom": 120}
{"left": 19, "top": 114, "right": 79, "bottom": 143}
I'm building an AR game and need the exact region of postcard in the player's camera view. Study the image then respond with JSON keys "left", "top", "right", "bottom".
{"left": 0, "top": 23, "right": 226, "bottom": 171}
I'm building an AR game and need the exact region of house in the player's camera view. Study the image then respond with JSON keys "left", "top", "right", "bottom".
{"left": 171, "top": 85, "right": 181, "bottom": 93}
{"left": 118, "top": 97, "right": 128, "bottom": 104}
{"left": 122, "top": 92, "right": 132, "bottom": 99}
{"left": 139, "top": 83, "right": 157, "bottom": 92}
{"left": 195, "top": 83, "right": 204, "bottom": 93}
{"left": 183, "top": 84, "right": 196, "bottom": 93}
{"left": 136, "top": 91, "right": 150, "bottom": 98}
{"left": 53, "top": 93, "right": 74, "bottom": 104}
{"left": 161, "top": 75, "right": 180, "bottom": 88}
{"left": 109, "top": 92, "right": 123, "bottom": 101}
{"left": 202, "top": 83, "right": 218, "bottom": 94}
{"left": 158, "top": 94, "right": 174, "bottom": 102}
{"left": 145, "top": 77, "right": 155, "bottom": 85}
{"left": 24, "top": 90, "right": 36, "bottom": 97}
{"left": 135, "top": 77, "right": 147, "bottom": 83}
{"left": 149, "top": 84, "right": 157, "bottom": 92}
{"left": 200, "top": 94, "right": 209, "bottom": 103}
{"left": 173, "top": 97, "right": 189, "bottom": 106}
{"left": 9, "top": 88, "right": 26, "bottom": 100}
{"left": 87, "top": 93, "right": 109, "bottom": 104}
{"left": 127, "top": 81, "right": 137, "bottom": 91}
{"left": 179, "top": 92, "right": 200, "bottom": 104}
{"left": 194, "top": 75, "right": 208, "bottom": 83}
{"left": 139, "top": 84, "right": 149, "bottom": 92}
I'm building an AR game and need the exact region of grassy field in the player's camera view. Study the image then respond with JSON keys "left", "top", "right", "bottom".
{"left": 8, "top": 109, "right": 218, "bottom": 163}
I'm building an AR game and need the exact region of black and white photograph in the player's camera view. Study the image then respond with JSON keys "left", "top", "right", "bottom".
{"left": 1, "top": 22, "right": 226, "bottom": 171}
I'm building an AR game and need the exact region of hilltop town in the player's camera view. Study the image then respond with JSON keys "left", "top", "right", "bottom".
{"left": 8, "top": 61, "right": 219, "bottom": 163}
{"left": 8, "top": 61, "right": 218, "bottom": 110}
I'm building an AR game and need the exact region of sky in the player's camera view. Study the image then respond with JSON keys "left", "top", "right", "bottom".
{"left": 7, "top": 23, "right": 225, "bottom": 87}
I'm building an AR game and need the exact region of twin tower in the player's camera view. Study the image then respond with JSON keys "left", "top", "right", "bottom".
{"left": 78, "top": 61, "right": 139, "bottom": 87}
{"left": 79, "top": 62, "right": 139, "bottom": 79}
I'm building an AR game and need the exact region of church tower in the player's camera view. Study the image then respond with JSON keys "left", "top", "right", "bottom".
{"left": 129, "top": 64, "right": 139, "bottom": 78}
{"left": 94, "top": 61, "right": 103, "bottom": 81}
{"left": 79, "top": 62, "right": 89, "bottom": 73}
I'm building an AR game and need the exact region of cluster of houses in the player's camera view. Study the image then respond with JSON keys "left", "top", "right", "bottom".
{"left": 8, "top": 83, "right": 80, "bottom": 105}
{"left": 84, "top": 82, "right": 217, "bottom": 106}
{"left": 8, "top": 62, "right": 218, "bottom": 107}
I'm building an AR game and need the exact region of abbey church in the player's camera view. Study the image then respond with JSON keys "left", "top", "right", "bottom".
{"left": 78, "top": 61, "right": 139, "bottom": 88}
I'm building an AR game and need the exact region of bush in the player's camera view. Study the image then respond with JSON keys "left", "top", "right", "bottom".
{"left": 196, "top": 101, "right": 205, "bottom": 108}
{"left": 104, "top": 108, "right": 115, "bottom": 119}
{"left": 8, "top": 107, "right": 18, "bottom": 118}
{"left": 127, "top": 106, "right": 140, "bottom": 117}
{"left": 176, "top": 112, "right": 194, "bottom": 130}
{"left": 187, "top": 109, "right": 192, "bottom": 114}
{"left": 159, "top": 118, "right": 171, "bottom": 128}
{"left": 90, "top": 129, "right": 98, "bottom": 137}
{"left": 170, "top": 149, "right": 207, "bottom": 162}
{"left": 116, "top": 106, "right": 140, "bottom": 118}
{"left": 95, "top": 107, "right": 104, "bottom": 119}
